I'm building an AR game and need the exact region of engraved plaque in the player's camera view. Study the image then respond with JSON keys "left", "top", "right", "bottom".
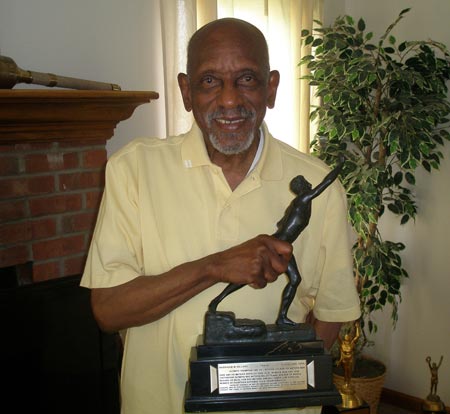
{"left": 217, "top": 360, "right": 307, "bottom": 394}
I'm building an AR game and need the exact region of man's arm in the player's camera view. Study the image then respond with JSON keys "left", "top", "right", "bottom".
{"left": 313, "top": 320, "right": 343, "bottom": 351}
{"left": 91, "top": 235, "right": 292, "bottom": 332}
{"left": 306, "top": 312, "right": 344, "bottom": 351}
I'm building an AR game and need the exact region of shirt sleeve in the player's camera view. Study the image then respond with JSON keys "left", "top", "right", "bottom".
{"left": 312, "top": 179, "right": 361, "bottom": 322}
{"left": 81, "top": 153, "right": 144, "bottom": 289}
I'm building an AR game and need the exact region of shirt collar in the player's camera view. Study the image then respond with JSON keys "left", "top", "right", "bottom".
{"left": 181, "top": 121, "right": 283, "bottom": 181}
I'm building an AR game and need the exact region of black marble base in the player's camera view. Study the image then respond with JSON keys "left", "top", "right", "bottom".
{"left": 184, "top": 314, "right": 341, "bottom": 412}
{"left": 185, "top": 382, "right": 342, "bottom": 412}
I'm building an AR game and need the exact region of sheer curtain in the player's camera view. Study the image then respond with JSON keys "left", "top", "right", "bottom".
{"left": 159, "top": 0, "right": 323, "bottom": 152}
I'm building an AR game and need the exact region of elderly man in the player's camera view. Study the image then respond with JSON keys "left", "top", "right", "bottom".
{"left": 81, "top": 18, "right": 360, "bottom": 414}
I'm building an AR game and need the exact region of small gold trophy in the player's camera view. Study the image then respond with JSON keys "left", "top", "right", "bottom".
{"left": 422, "top": 356, "right": 446, "bottom": 413}
{"left": 335, "top": 320, "right": 363, "bottom": 409}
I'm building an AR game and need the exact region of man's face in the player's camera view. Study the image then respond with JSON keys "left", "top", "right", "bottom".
{"left": 179, "top": 26, "right": 279, "bottom": 155}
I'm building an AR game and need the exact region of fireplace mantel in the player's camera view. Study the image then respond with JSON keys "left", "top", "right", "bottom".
{"left": 0, "top": 89, "right": 158, "bottom": 282}
{"left": 0, "top": 89, "right": 159, "bottom": 143}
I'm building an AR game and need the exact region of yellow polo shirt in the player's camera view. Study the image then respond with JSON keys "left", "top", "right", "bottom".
{"left": 82, "top": 122, "right": 360, "bottom": 414}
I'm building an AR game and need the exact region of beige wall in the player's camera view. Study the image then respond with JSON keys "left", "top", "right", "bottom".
{"left": 325, "top": 0, "right": 450, "bottom": 403}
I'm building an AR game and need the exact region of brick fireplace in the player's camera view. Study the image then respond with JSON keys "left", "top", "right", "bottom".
{"left": 0, "top": 89, "right": 158, "bottom": 284}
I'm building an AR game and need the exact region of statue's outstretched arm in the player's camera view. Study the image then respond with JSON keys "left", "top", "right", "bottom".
{"left": 305, "top": 159, "right": 344, "bottom": 203}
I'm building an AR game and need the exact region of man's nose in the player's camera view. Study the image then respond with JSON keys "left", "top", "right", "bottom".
{"left": 217, "top": 82, "right": 243, "bottom": 108}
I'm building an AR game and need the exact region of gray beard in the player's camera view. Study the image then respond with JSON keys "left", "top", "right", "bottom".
{"left": 206, "top": 107, "right": 256, "bottom": 155}
{"left": 208, "top": 130, "right": 255, "bottom": 155}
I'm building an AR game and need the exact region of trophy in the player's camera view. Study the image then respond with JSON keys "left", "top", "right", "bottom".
{"left": 422, "top": 356, "right": 446, "bottom": 413}
{"left": 334, "top": 321, "right": 364, "bottom": 410}
{"left": 184, "top": 160, "right": 344, "bottom": 412}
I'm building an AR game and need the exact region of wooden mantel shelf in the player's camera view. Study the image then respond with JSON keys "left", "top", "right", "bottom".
{"left": 0, "top": 89, "right": 159, "bottom": 143}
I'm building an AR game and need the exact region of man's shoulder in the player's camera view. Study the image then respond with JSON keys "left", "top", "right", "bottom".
{"left": 271, "top": 137, "right": 331, "bottom": 176}
{"left": 108, "top": 135, "right": 185, "bottom": 164}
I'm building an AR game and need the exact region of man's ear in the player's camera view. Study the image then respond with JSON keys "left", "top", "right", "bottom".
{"left": 266, "top": 70, "right": 280, "bottom": 109}
{"left": 177, "top": 73, "right": 192, "bottom": 112}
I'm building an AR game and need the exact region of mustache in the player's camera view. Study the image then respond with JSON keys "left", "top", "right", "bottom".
{"left": 206, "top": 107, "right": 255, "bottom": 122}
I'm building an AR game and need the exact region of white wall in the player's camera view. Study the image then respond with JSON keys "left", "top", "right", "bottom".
{"left": 325, "top": 0, "right": 450, "bottom": 404}
{"left": 0, "top": 0, "right": 166, "bottom": 156}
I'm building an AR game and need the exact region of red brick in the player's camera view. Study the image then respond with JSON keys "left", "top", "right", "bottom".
{"left": 31, "top": 217, "right": 57, "bottom": 240}
{"left": 25, "top": 152, "right": 79, "bottom": 173}
{"left": 0, "top": 155, "right": 20, "bottom": 176}
{"left": 85, "top": 190, "right": 104, "bottom": 210}
{"left": 0, "top": 175, "right": 55, "bottom": 198}
{"left": 12, "top": 143, "right": 53, "bottom": 151}
{"left": 29, "top": 193, "right": 82, "bottom": 216}
{"left": 0, "top": 221, "right": 32, "bottom": 245}
{"left": 63, "top": 254, "right": 87, "bottom": 277}
{"left": 62, "top": 212, "right": 97, "bottom": 233}
{"left": 0, "top": 244, "right": 30, "bottom": 268}
{"left": 60, "top": 140, "right": 106, "bottom": 149}
{"left": 83, "top": 149, "right": 107, "bottom": 169}
{"left": 32, "top": 234, "right": 85, "bottom": 261}
{"left": 0, "top": 144, "right": 16, "bottom": 153}
{"left": 59, "top": 171, "right": 105, "bottom": 191}
{"left": 0, "top": 200, "right": 28, "bottom": 222}
{"left": 33, "top": 261, "right": 60, "bottom": 282}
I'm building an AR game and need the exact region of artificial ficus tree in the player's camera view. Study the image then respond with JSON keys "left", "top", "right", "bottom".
{"left": 300, "top": 8, "right": 450, "bottom": 348}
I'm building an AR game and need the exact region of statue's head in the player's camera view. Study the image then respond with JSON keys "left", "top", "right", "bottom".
{"left": 290, "top": 175, "right": 312, "bottom": 195}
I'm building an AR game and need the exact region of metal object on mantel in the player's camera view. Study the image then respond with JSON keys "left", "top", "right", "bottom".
{"left": 0, "top": 55, "right": 121, "bottom": 91}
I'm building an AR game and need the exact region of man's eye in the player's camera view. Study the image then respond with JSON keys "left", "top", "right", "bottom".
{"left": 239, "top": 75, "right": 257, "bottom": 85}
{"left": 201, "top": 76, "right": 217, "bottom": 86}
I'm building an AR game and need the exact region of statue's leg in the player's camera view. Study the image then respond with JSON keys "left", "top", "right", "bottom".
{"left": 276, "top": 256, "right": 301, "bottom": 326}
{"left": 208, "top": 283, "right": 244, "bottom": 312}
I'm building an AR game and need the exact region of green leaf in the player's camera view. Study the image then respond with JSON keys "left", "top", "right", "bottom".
{"left": 352, "top": 129, "right": 360, "bottom": 139}
{"left": 388, "top": 203, "right": 400, "bottom": 214}
{"left": 365, "top": 44, "right": 377, "bottom": 51}
{"left": 393, "top": 171, "right": 403, "bottom": 185}
{"left": 305, "top": 35, "right": 314, "bottom": 46}
{"left": 422, "top": 160, "right": 431, "bottom": 172}
{"left": 405, "top": 172, "right": 415, "bottom": 185}
{"left": 358, "top": 18, "right": 366, "bottom": 32}
{"left": 400, "top": 214, "right": 410, "bottom": 225}
{"left": 312, "top": 38, "right": 323, "bottom": 47}
{"left": 345, "top": 16, "right": 355, "bottom": 25}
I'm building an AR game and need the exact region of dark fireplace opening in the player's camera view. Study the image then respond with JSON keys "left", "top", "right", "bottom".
{"left": 1, "top": 273, "right": 122, "bottom": 413}
{"left": 0, "top": 261, "right": 33, "bottom": 288}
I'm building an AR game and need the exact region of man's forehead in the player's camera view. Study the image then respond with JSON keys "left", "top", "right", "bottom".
{"left": 189, "top": 35, "right": 267, "bottom": 74}
{"left": 187, "top": 18, "right": 269, "bottom": 75}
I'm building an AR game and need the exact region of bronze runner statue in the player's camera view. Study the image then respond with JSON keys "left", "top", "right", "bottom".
{"left": 208, "top": 159, "right": 344, "bottom": 326}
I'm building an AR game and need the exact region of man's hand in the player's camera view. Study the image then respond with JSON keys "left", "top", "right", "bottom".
{"left": 208, "top": 234, "right": 293, "bottom": 289}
